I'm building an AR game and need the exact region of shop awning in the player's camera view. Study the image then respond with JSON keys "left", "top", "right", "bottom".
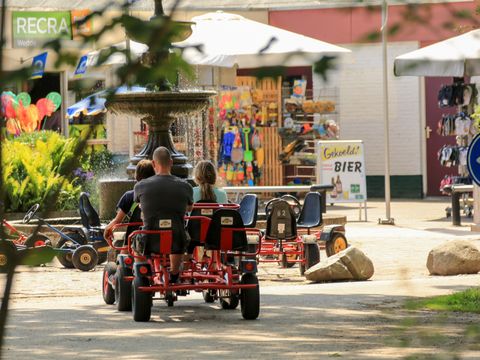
{"left": 66, "top": 86, "right": 146, "bottom": 119}
{"left": 86, "top": 41, "right": 149, "bottom": 67}
{"left": 394, "top": 29, "right": 480, "bottom": 77}
{"left": 174, "top": 12, "right": 351, "bottom": 68}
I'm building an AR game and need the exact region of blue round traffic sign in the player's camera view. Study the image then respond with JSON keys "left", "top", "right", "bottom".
{"left": 467, "top": 134, "right": 480, "bottom": 186}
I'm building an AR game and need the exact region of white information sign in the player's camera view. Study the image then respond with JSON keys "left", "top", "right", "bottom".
{"left": 316, "top": 140, "right": 367, "bottom": 203}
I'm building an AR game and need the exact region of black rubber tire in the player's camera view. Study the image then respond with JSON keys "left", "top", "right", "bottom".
{"left": 25, "top": 233, "right": 51, "bottom": 248}
{"left": 240, "top": 274, "right": 260, "bottom": 320}
{"left": 279, "top": 253, "right": 296, "bottom": 268}
{"left": 300, "top": 243, "right": 320, "bottom": 276}
{"left": 202, "top": 290, "right": 216, "bottom": 303}
{"left": 325, "top": 234, "right": 348, "bottom": 257}
{"left": 165, "top": 292, "right": 175, "bottom": 307}
{"left": 0, "top": 241, "right": 18, "bottom": 273}
{"left": 246, "top": 244, "right": 257, "bottom": 260}
{"left": 72, "top": 245, "right": 98, "bottom": 271}
{"left": 97, "top": 252, "right": 108, "bottom": 265}
{"left": 115, "top": 264, "right": 132, "bottom": 311}
{"left": 220, "top": 290, "right": 239, "bottom": 310}
{"left": 132, "top": 276, "right": 152, "bottom": 322}
{"left": 56, "top": 233, "right": 86, "bottom": 269}
{"left": 102, "top": 262, "right": 116, "bottom": 305}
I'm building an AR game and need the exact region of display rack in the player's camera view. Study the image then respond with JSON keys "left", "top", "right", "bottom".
{"left": 279, "top": 87, "right": 340, "bottom": 185}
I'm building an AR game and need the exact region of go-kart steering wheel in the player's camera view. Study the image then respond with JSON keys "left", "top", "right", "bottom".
{"left": 23, "top": 204, "right": 40, "bottom": 224}
{"left": 280, "top": 195, "right": 302, "bottom": 219}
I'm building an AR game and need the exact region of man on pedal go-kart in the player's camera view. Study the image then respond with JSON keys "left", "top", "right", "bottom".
{"left": 133, "top": 147, "right": 193, "bottom": 284}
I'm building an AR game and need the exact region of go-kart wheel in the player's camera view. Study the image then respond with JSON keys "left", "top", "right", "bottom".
{"left": 132, "top": 276, "right": 152, "bottom": 322}
{"left": 240, "top": 274, "right": 260, "bottom": 320}
{"left": 279, "top": 253, "right": 296, "bottom": 268}
{"left": 22, "top": 204, "right": 39, "bottom": 224}
{"left": 25, "top": 233, "right": 51, "bottom": 248}
{"left": 300, "top": 243, "right": 320, "bottom": 276}
{"left": 202, "top": 289, "right": 216, "bottom": 303}
{"left": 115, "top": 264, "right": 132, "bottom": 311}
{"left": 56, "top": 232, "right": 87, "bottom": 268}
{"left": 326, "top": 234, "right": 348, "bottom": 257}
{"left": 220, "top": 290, "right": 239, "bottom": 310}
{"left": 246, "top": 244, "right": 257, "bottom": 260}
{"left": 0, "top": 241, "right": 18, "bottom": 273}
{"left": 97, "top": 252, "right": 108, "bottom": 265}
{"left": 165, "top": 292, "right": 175, "bottom": 307}
{"left": 72, "top": 245, "right": 98, "bottom": 271}
{"left": 102, "top": 262, "right": 116, "bottom": 305}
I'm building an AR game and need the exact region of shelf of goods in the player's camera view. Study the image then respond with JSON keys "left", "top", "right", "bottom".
{"left": 280, "top": 87, "right": 339, "bottom": 185}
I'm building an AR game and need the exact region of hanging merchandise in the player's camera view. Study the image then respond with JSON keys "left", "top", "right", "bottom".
{"left": 437, "top": 145, "right": 469, "bottom": 167}
{"left": 243, "top": 128, "right": 253, "bottom": 162}
{"left": 231, "top": 130, "right": 244, "bottom": 163}
{"left": 438, "top": 83, "right": 478, "bottom": 108}
{"left": 214, "top": 84, "right": 277, "bottom": 186}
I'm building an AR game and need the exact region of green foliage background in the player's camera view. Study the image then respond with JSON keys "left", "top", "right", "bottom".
{"left": 1, "top": 131, "right": 114, "bottom": 213}
{"left": 2, "top": 131, "right": 81, "bottom": 212}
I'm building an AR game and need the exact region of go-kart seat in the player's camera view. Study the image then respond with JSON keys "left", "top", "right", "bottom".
{"left": 238, "top": 194, "right": 258, "bottom": 228}
{"left": 79, "top": 192, "right": 102, "bottom": 229}
{"left": 187, "top": 200, "right": 215, "bottom": 245}
{"left": 204, "top": 209, "right": 248, "bottom": 251}
{"left": 297, "top": 192, "right": 323, "bottom": 232}
{"left": 265, "top": 199, "right": 297, "bottom": 240}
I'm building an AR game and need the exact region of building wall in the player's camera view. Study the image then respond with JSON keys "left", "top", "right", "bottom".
{"left": 313, "top": 42, "right": 422, "bottom": 197}
{"left": 270, "top": 1, "right": 477, "bottom": 197}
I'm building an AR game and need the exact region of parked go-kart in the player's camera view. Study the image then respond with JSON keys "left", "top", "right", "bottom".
{"left": 0, "top": 210, "right": 55, "bottom": 272}
{"left": 53, "top": 192, "right": 110, "bottom": 269}
{"left": 102, "top": 202, "right": 261, "bottom": 322}
{"left": 22, "top": 200, "right": 105, "bottom": 272}
{"left": 249, "top": 191, "right": 348, "bottom": 275}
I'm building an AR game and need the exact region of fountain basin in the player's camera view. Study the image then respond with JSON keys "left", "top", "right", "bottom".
{"left": 99, "top": 178, "right": 135, "bottom": 219}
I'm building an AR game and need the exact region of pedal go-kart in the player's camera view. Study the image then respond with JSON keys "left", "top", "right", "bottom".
{"left": 22, "top": 200, "right": 105, "bottom": 272}
{"left": 3, "top": 217, "right": 51, "bottom": 248}
{"left": 102, "top": 203, "right": 261, "bottom": 322}
{"left": 249, "top": 191, "right": 348, "bottom": 275}
{"left": 0, "top": 209, "right": 55, "bottom": 272}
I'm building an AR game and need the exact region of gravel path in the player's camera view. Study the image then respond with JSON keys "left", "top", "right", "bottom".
{"left": 3, "top": 199, "right": 480, "bottom": 359}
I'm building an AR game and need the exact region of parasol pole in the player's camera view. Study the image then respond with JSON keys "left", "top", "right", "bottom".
{"left": 379, "top": 0, "right": 395, "bottom": 225}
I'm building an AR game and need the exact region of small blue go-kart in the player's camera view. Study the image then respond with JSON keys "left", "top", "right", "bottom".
{"left": 22, "top": 201, "right": 106, "bottom": 272}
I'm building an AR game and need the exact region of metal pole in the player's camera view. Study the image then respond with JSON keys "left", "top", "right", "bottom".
{"left": 379, "top": 0, "right": 395, "bottom": 225}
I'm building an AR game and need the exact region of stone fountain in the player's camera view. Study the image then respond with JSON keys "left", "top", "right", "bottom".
{"left": 99, "top": 0, "right": 215, "bottom": 219}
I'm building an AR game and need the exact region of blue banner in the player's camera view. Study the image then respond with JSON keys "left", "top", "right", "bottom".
{"left": 31, "top": 52, "right": 48, "bottom": 79}
{"left": 74, "top": 55, "right": 88, "bottom": 77}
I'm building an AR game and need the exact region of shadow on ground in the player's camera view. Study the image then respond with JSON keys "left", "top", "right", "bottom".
{"left": 4, "top": 290, "right": 480, "bottom": 359}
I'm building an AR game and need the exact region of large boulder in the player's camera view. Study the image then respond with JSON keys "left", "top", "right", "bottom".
{"left": 426, "top": 240, "right": 480, "bottom": 276}
{"left": 305, "top": 246, "right": 374, "bottom": 282}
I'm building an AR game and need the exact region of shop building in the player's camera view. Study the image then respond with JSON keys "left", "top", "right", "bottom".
{"left": 3, "top": 0, "right": 477, "bottom": 197}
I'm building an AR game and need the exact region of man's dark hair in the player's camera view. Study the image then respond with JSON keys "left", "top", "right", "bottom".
{"left": 135, "top": 159, "right": 155, "bottom": 182}
{"left": 153, "top": 146, "right": 172, "bottom": 167}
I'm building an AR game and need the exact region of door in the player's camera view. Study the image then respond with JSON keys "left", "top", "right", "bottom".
{"left": 425, "top": 77, "right": 458, "bottom": 196}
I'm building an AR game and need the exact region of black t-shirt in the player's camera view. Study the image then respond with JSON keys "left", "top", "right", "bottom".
{"left": 134, "top": 175, "right": 193, "bottom": 230}
{"left": 117, "top": 190, "right": 142, "bottom": 239}
{"left": 134, "top": 175, "right": 193, "bottom": 250}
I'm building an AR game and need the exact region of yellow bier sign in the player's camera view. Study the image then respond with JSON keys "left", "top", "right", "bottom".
{"left": 316, "top": 140, "right": 367, "bottom": 204}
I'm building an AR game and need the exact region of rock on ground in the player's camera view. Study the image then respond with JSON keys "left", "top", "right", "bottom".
{"left": 427, "top": 240, "right": 480, "bottom": 276}
{"left": 305, "top": 246, "right": 374, "bottom": 282}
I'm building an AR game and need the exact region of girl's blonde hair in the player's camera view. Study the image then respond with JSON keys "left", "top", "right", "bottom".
{"left": 194, "top": 160, "right": 217, "bottom": 202}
